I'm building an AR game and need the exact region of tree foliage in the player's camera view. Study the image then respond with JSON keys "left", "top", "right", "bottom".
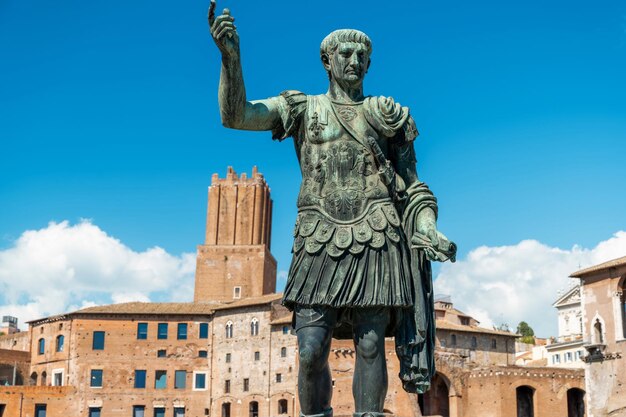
{"left": 516, "top": 321, "right": 535, "bottom": 344}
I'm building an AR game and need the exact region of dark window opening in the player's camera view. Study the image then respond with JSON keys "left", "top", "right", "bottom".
{"left": 278, "top": 399, "right": 288, "bottom": 414}
{"left": 137, "top": 323, "right": 148, "bottom": 339}
{"left": 199, "top": 323, "right": 209, "bottom": 339}
{"left": 516, "top": 386, "right": 535, "bottom": 417}
{"left": 249, "top": 401, "right": 259, "bottom": 417}
{"left": 134, "top": 370, "right": 146, "bottom": 389}
{"left": 177, "top": 323, "right": 188, "bottom": 340}
{"left": 92, "top": 331, "right": 105, "bottom": 350}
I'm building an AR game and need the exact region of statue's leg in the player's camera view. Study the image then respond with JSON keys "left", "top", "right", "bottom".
{"left": 295, "top": 306, "right": 336, "bottom": 416}
{"left": 352, "top": 308, "right": 390, "bottom": 413}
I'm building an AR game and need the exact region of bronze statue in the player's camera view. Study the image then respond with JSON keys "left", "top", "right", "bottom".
{"left": 209, "top": 3, "right": 457, "bottom": 416}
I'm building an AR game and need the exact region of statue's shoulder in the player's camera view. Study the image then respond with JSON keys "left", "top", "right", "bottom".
{"left": 272, "top": 90, "right": 308, "bottom": 141}
{"left": 363, "top": 96, "right": 418, "bottom": 142}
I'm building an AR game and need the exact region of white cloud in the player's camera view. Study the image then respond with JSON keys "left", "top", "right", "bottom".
{"left": 434, "top": 231, "right": 626, "bottom": 337}
{"left": 0, "top": 221, "right": 195, "bottom": 329}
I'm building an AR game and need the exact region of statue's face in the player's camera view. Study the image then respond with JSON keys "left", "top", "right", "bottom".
{"left": 326, "top": 42, "right": 370, "bottom": 85}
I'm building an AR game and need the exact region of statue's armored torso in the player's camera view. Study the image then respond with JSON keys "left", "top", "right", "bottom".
{"left": 292, "top": 94, "right": 402, "bottom": 259}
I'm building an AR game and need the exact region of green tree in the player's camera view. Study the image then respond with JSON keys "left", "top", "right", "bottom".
{"left": 516, "top": 321, "right": 535, "bottom": 344}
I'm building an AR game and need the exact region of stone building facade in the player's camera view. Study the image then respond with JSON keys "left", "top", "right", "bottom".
{"left": 0, "top": 167, "right": 587, "bottom": 417}
{"left": 572, "top": 256, "right": 626, "bottom": 417}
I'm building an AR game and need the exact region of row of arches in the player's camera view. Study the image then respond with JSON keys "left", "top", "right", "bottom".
{"left": 418, "top": 373, "right": 586, "bottom": 417}
{"left": 221, "top": 399, "right": 289, "bottom": 417}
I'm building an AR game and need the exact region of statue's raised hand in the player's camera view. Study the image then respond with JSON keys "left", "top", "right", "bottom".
{"left": 209, "top": 1, "right": 240, "bottom": 58}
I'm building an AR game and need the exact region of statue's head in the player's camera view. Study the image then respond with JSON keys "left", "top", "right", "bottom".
{"left": 320, "top": 29, "right": 372, "bottom": 84}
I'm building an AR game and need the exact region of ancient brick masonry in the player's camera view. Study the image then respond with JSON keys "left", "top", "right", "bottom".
{"left": 194, "top": 166, "right": 277, "bottom": 303}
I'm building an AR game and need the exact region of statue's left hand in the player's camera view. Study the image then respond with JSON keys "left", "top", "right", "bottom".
{"left": 412, "top": 225, "right": 457, "bottom": 263}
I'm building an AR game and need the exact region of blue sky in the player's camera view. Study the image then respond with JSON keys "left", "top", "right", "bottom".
{"left": 1, "top": 0, "right": 625, "bottom": 335}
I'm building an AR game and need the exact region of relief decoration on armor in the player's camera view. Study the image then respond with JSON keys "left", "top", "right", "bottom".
{"left": 292, "top": 202, "right": 404, "bottom": 258}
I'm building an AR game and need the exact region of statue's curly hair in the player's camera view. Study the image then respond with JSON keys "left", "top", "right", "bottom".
{"left": 320, "top": 29, "right": 372, "bottom": 58}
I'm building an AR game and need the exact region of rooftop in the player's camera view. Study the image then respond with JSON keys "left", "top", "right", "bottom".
{"left": 570, "top": 255, "right": 626, "bottom": 278}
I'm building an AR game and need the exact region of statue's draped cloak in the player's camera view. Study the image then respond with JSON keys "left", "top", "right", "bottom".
{"left": 272, "top": 90, "right": 437, "bottom": 394}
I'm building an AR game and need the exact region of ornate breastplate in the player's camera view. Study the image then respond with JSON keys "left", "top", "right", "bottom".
{"left": 297, "top": 95, "right": 391, "bottom": 222}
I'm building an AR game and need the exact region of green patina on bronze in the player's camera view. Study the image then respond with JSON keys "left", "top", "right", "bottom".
{"left": 209, "top": 3, "right": 457, "bottom": 416}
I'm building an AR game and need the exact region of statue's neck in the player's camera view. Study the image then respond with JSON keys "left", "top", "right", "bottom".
{"left": 327, "top": 79, "right": 364, "bottom": 103}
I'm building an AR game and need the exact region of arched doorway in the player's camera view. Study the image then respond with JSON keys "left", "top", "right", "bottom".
{"left": 30, "top": 372, "right": 38, "bottom": 386}
{"left": 419, "top": 373, "right": 450, "bottom": 417}
{"left": 41, "top": 371, "right": 47, "bottom": 386}
{"left": 249, "top": 401, "right": 259, "bottom": 417}
{"left": 516, "top": 385, "right": 535, "bottom": 417}
{"left": 567, "top": 388, "right": 585, "bottom": 417}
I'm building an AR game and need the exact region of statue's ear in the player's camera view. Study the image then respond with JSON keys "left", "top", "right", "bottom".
{"left": 321, "top": 53, "right": 331, "bottom": 71}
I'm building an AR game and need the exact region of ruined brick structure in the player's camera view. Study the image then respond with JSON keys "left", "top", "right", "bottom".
{"left": 194, "top": 167, "right": 276, "bottom": 303}
{"left": 0, "top": 167, "right": 587, "bottom": 417}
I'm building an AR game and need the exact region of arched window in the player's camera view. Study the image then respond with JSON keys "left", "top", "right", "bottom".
{"left": 56, "top": 335, "right": 65, "bottom": 352}
{"left": 450, "top": 334, "right": 457, "bottom": 346}
{"left": 278, "top": 399, "right": 288, "bottom": 414}
{"left": 225, "top": 321, "right": 233, "bottom": 339}
{"left": 249, "top": 401, "right": 259, "bottom": 417}
{"left": 516, "top": 385, "right": 535, "bottom": 417}
{"left": 567, "top": 388, "right": 585, "bottom": 417}
{"left": 250, "top": 318, "right": 259, "bottom": 336}
{"left": 281, "top": 347, "right": 287, "bottom": 357}
{"left": 30, "top": 372, "right": 38, "bottom": 386}
{"left": 38, "top": 338, "right": 45, "bottom": 355}
{"left": 41, "top": 371, "right": 47, "bottom": 386}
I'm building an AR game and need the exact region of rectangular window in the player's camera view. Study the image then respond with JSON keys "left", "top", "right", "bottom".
{"left": 158, "top": 323, "right": 168, "bottom": 339}
{"left": 134, "top": 370, "right": 146, "bottom": 388}
{"left": 35, "top": 404, "right": 47, "bottom": 417}
{"left": 88, "top": 408, "right": 101, "bottom": 417}
{"left": 243, "top": 378, "right": 249, "bottom": 392}
{"left": 233, "top": 286, "right": 241, "bottom": 299}
{"left": 137, "top": 323, "right": 148, "bottom": 339}
{"left": 194, "top": 372, "right": 207, "bottom": 390}
{"left": 175, "top": 370, "right": 186, "bottom": 389}
{"left": 155, "top": 370, "right": 167, "bottom": 389}
{"left": 52, "top": 370, "right": 63, "bottom": 386}
{"left": 92, "top": 331, "right": 105, "bottom": 350}
{"left": 133, "top": 406, "right": 145, "bottom": 417}
{"left": 254, "top": 351, "right": 260, "bottom": 361}
{"left": 282, "top": 326, "right": 290, "bottom": 335}
{"left": 225, "top": 353, "right": 231, "bottom": 363}
{"left": 157, "top": 349, "right": 166, "bottom": 358}
{"left": 276, "top": 373, "right": 282, "bottom": 383}
{"left": 565, "top": 352, "right": 573, "bottom": 362}
{"left": 90, "top": 369, "right": 103, "bottom": 388}
{"left": 154, "top": 408, "right": 165, "bottom": 417}
{"left": 199, "top": 323, "right": 209, "bottom": 339}
{"left": 552, "top": 354, "right": 561, "bottom": 364}
{"left": 177, "top": 323, "right": 188, "bottom": 340}
{"left": 198, "top": 350, "right": 208, "bottom": 358}
{"left": 224, "top": 379, "right": 231, "bottom": 393}
{"left": 174, "top": 408, "right": 185, "bottom": 417}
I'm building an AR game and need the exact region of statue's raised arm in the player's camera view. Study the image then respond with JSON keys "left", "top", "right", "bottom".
{"left": 208, "top": 1, "right": 281, "bottom": 131}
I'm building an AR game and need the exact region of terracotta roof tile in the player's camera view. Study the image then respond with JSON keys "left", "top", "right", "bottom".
{"left": 436, "top": 320, "right": 519, "bottom": 337}
{"left": 570, "top": 255, "right": 626, "bottom": 278}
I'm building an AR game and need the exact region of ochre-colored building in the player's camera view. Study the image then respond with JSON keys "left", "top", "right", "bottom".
{"left": 572, "top": 256, "right": 626, "bottom": 417}
{"left": 0, "top": 167, "right": 587, "bottom": 417}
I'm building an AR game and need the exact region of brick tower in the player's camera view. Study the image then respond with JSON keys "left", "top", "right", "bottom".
{"left": 194, "top": 166, "right": 277, "bottom": 303}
